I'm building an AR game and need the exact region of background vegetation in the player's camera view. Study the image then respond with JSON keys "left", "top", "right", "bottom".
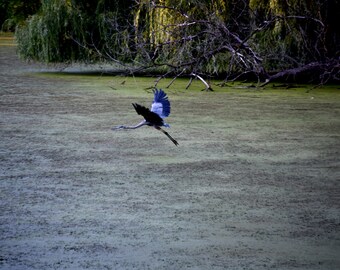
{"left": 0, "top": 0, "right": 40, "bottom": 31}
{"left": 3, "top": 0, "right": 340, "bottom": 84}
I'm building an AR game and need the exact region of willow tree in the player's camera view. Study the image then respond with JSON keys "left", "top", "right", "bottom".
{"left": 249, "top": 0, "right": 340, "bottom": 84}
{"left": 0, "top": 0, "right": 41, "bottom": 31}
{"left": 131, "top": 0, "right": 264, "bottom": 87}
{"left": 15, "top": 0, "right": 135, "bottom": 63}
{"left": 131, "top": 0, "right": 339, "bottom": 85}
{"left": 16, "top": 0, "right": 86, "bottom": 62}
{"left": 16, "top": 0, "right": 339, "bottom": 85}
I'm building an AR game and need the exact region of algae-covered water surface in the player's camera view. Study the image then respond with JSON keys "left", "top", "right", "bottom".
{"left": 1, "top": 43, "right": 340, "bottom": 269}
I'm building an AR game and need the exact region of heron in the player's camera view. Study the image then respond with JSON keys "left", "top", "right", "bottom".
{"left": 112, "top": 89, "right": 179, "bottom": 146}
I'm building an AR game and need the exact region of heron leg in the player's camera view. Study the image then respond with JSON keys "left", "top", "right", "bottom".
{"left": 154, "top": 126, "right": 179, "bottom": 146}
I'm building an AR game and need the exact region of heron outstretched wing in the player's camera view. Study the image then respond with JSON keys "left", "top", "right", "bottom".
{"left": 151, "top": 89, "right": 171, "bottom": 118}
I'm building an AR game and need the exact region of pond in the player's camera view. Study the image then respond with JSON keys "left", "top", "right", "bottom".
{"left": 1, "top": 37, "right": 340, "bottom": 269}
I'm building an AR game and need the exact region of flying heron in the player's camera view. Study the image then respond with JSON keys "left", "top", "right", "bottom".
{"left": 112, "top": 89, "right": 179, "bottom": 146}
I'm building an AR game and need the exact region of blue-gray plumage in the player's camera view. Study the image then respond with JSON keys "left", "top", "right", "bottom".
{"left": 112, "top": 89, "right": 178, "bottom": 146}
{"left": 152, "top": 88, "right": 171, "bottom": 118}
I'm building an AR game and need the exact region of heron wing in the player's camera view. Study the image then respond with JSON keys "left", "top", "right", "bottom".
{"left": 151, "top": 89, "right": 171, "bottom": 118}
{"left": 132, "top": 103, "right": 164, "bottom": 126}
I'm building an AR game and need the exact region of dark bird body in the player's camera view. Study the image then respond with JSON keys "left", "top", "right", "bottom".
{"left": 132, "top": 103, "right": 164, "bottom": 126}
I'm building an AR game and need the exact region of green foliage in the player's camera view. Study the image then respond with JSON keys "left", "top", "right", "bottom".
{"left": 14, "top": 0, "right": 340, "bottom": 80}
{"left": 16, "top": 0, "right": 86, "bottom": 62}
{"left": 0, "top": 0, "right": 40, "bottom": 31}
{"left": 16, "top": 0, "right": 135, "bottom": 63}
{"left": 250, "top": 0, "right": 340, "bottom": 67}
{"left": 16, "top": 0, "right": 84, "bottom": 62}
